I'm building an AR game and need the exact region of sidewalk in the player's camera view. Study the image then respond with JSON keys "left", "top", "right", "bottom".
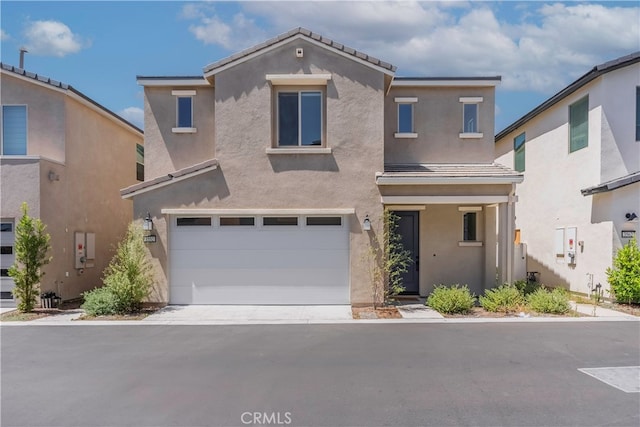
{"left": 1, "top": 302, "right": 638, "bottom": 325}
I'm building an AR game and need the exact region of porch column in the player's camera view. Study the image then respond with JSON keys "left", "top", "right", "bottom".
{"left": 484, "top": 205, "right": 497, "bottom": 288}
{"left": 497, "top": 190, "right": 517, "bottom": 285}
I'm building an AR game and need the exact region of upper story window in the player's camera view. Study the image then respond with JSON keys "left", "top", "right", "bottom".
{"left": 171, "top": 90, "right": 196, "bottom": 134}
{"left": 136, "top": 144, "right": 144, "bottom": 182}
{"left": 514, "top": 132, "right": 526, "bottom": 172}
{"left": 278, "top": 91, "right": 322, "bottom": 147}
{"left": 459, "top": 97, "right": 483, "bottom": 138}
{"left": 569, "top": 95, "right": 588, "bottom": 152}
{"left": 394, "top": 97, "right": 418, "bottom": 139}
{"left": 635, "top": 87, "right": 640, "bottom": 141}
{"left": 1, "top": 105, "right": 27, "bottom": 155}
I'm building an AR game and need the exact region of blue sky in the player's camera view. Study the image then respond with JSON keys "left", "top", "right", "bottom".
{"left": 1, "top": 1, "right": 638, "bottom": 132}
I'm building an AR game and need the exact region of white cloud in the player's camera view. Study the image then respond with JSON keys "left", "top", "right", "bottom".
{"left": 24, "top": 20, "right": 87, "bottom": 57}
{"left": 118, "top": 107, "right": 144, "bottom": 129}
{"left": 1, "top": 29, "right": 9, "bottom": 41}
{"left": 181, "top": 1, "right": 639, "bottom": 94}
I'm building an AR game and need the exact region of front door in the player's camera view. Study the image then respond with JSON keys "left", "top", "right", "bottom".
{"left": 393, "top": 211, "right": 420, "bottom": 294}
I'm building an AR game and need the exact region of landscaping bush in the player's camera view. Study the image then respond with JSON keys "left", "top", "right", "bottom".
{"left": 606, "top": 238, "right": 640, "bottom": 304}
{"left": 527, "top": 287, "right": 570, "bottom": 314}
{"left": 479, "top": 284, "right": 524, "bottom": 313}
{"left": 427, "top": 284, "right": 475, "bottom": 314}
{"left": 513, "top": 279, "right": 540, "bottom": 296}
{"left": 82, "top": 287, "right": 118, "bottom": 316}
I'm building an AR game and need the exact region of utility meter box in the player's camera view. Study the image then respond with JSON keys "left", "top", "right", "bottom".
{"left": 75, "top": 232, "right": 96, "bottom": 269}
{"left": 565, "top": 227, "right": 577, "bottom": 265}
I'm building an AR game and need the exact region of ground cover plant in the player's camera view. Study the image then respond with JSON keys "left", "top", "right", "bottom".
{"left": 479, "top": 284, "right": 524, "bottom": 313}
{"left": 426, "top": 284, "right": 475, "bottom": 314}
{"left": 526, "top": 287, "right": 571, "bottom": 314}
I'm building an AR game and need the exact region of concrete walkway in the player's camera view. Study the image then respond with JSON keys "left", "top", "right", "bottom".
{"left": 571, "top": 301, "right": 638, "bottom": 318}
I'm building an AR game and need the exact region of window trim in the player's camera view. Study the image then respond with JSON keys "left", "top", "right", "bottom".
{"left": 514, "top": 132, "right": 526, "bottom": 172}
{"left": 1, "top": 104, "right": 28, "bottom": 155}
{"left": 171, "top": 90, "right": 196, "bottom": 133}
{"left": 569, "top": 95, "right": 589, "bottom": 153}
{"left": 394, "top": 97, "right": 418, "bottom": 139}
{"left": 460, "top": 211, "right": 482, "bottom": 246}
{"left": 275, "top": 88, "right": 325, "bottom": 148}
{"left": 459, "top": 97, "right": 483, "bottom": 138}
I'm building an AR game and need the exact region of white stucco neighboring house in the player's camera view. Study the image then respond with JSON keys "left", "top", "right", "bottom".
{"left": 495, "top": 52, "right": 640, "bottom": 295}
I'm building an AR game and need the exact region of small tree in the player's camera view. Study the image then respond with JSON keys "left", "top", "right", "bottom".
{"left": 8, "top": 203, "right": 51, "bottom": 312}
{"left": 100, "top": 222, "right": 154, "bottom": 313}
{"left": 606, "top": 238, "right": 640, "bottom": 304}
{"left": 364, "top": 210, "right": 413, "bottom": 308}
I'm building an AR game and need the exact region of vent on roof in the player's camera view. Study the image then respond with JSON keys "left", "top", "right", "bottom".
{"left": 296, "top": 48, "right": 303, "bottom": 58}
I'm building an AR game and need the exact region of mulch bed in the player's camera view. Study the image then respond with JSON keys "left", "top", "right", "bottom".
{"left": 443, "top": 306, "right": 586, "bottom": 318}
{"left": 77, "top": 305, "right": 160, "bottom": 321}
{"left": 352, "top": 306, "right": 402, "bottom": 319}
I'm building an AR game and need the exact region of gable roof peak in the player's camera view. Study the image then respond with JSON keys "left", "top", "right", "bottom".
{"left": 203, "top": 27, "right": 396, "bottom": 77}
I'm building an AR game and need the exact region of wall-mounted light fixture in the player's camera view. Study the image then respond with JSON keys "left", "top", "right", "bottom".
{"left": 48, "top": 170, "right": 59, "bottom": 182}
{"left": 142, "top": 212, "right": 154, "bottom": 231}
{"left": 362, "top": 215, "right": 371, "bottom": 231}
{"left": 625, "top": 212, "right": 638, "bottom": 221}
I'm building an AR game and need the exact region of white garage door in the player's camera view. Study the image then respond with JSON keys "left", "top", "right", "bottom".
{"left": 169, "top": 215, "right": 350, "bottom": 305}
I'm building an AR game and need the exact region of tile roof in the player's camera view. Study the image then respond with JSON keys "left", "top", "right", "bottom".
{"left": 581, "top": 171, "right": 640, "bottom": 196}
{"left": 378, "top": 163, "right": 523, "bottom": 184}
{"left": 203, "top": 27, "right": 396, "bottom": 75}
{"left": 383, "top": 163, "right": 522, "bottom": 177}
{"left": 121, "top": 158, "right": 219, "bottom": 198}
{"left": 1, "top": 63, "right": 143, "bottom": 134}
{"left": 496, "top": 51, "right": 640, "bottom": 140}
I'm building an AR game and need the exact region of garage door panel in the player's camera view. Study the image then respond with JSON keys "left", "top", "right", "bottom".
{"left": 170, "top": 248, "right": 349, "bottom": 270}
{"left": 172, "top": 284, "right": 349, "bottom": 305}
{"left": 170, "top": 229, "right": 347, "bottom": 251}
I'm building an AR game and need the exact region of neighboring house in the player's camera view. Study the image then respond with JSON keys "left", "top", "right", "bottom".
{"left": 123, "top": 28, "right": 522, "bottom": 306}
{"left": 495, "top": 52, "right": 640, "bottom": 295}
{"left": 0, "top": 63, "right": 144, "bottom": 301}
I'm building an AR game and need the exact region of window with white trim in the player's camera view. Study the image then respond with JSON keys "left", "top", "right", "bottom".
{"left": 1, "top": 105, "right": 27, "bottom": 155}
{"left": 394, "top": 97, "right": 417, "bottom": 138}
{"left": 459, "top": 97, "right": 483, "bottom": 138}
{"left": 171, "top": 90, "right": 196, "bottom": 133}
{"left": 514, "top": 132, "right": 525, "bottom": 172}
{"left": 0, "top": 220, "right": 14, "bottom": 278}
{"left": 277, "top": 91, "right": 323, "bottom": 147}
{"left": 136, "top": 144, "right": 144, "bottom": 182}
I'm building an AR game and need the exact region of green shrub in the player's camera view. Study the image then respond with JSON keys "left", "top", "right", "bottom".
{"left": 606, "top": 238, "right": 640, "bottom": 304}
{"left": 82, "top": 287, "right": 118, "bottom": 316}
{"left": 479, "top": 284, "right": 524, "bottom": 313}
{"left": 527, "top": 287, "right": 570, "bottom": 314}
{"left": 101, "top": 223, "right": 154, "bottom": 314}
{"left": 513, "top": 279, "right": 540, "bottom": 296}
{"left": 427, "top": 284, "right": 475, "bottom": 314}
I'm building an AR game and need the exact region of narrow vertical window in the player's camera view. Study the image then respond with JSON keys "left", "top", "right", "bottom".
{"left": 463, "top": 212, "right": 477, "bottom": 241}
{"left": 1, "top": 105, "right": 27, "bottom": 155}
{"left": 463, "top": 104, "right": 478, "bottom": 133}
{"left": 171, "top": 90, "right": 196, "bottom": 133}
{"left": 569, "top": 96, "right": 588, "bottom": 152}
{"left": 177, "top": 97, "right": 193, "bottom": 128}
{"left": 136, "top": 144, "right": 144, "bottom": 182}
{"left": 514, "top": 132, "right": 526, "bottom": 172}
{"left": 394, "top": 97, "right": 417, "bottom": 138}
{"left": 635, "top": 87, "right": 640, "bottom": 141}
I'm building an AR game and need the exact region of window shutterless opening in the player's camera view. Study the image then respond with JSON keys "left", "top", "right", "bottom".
{"left": 0, "top": 269, "right": 9, "bottom": 277}
{"left": 263, "top": 217, "right": 298, "bottom": 226}
{"left": 0, "top": 246, "right": 13, "bottom": 255}
{"left": 0, "top": 223, "right": 12, "bottom": 232}
{"left": 306, "top": 217, "right": 342, "bottom": 226}
{"left": 220, "top": 217, "right": 255, "bottom": 226}
{"left": 463, "top": 212, "right": 477, "bottom": 241}
{"left": 176, "top": 217, "right": 212, "bottom": 226}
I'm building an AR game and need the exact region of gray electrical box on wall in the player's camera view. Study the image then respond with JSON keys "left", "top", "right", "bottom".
{"left": 75, "top": 232, "right": 96, "bottom": 269}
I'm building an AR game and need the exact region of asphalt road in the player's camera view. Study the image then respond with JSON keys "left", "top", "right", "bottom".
{"left": 1, "top": 322, "right": 639, "bottom": 427}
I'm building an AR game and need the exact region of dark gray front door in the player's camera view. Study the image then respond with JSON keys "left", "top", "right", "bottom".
{"left": 394, "top": 211, "right": 420, "bottom": 294}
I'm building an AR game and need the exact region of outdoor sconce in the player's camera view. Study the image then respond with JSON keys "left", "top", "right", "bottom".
{"left": 362, "top": 215, "right": 371, "bottom": 231}
{"left": 625, "top": 212, "right": 638, "bottom": 221}
{"left": 142, "top": 212, "right": 154, "bottom": 231}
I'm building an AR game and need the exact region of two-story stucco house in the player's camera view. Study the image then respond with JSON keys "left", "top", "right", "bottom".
{"left": 0, "top": 63, "right": 143, "bottom": 302}
{"left": 495, "top": 52, "right": 640, "bottom": 295}
{"left": 123, "top": 28, "right": 522, "bottom": 306}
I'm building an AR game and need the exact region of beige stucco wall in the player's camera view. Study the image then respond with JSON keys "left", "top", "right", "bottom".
{"left": 385, "top": 86, "right": 496, "bottom": 164}
{"left": 495, "top": 64, "right": 639, "bottom": 294}
{"left": 137, "top": 39, "right": 387, "bottom": 305}
{"left": 1, "top": 73, "right": 66, "bottom": 162}
{"left": 143, "top": 86, "right": 215, "bottom": 178}
{"left": 1, "top": 72, "right": 142, "bottom": 300}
